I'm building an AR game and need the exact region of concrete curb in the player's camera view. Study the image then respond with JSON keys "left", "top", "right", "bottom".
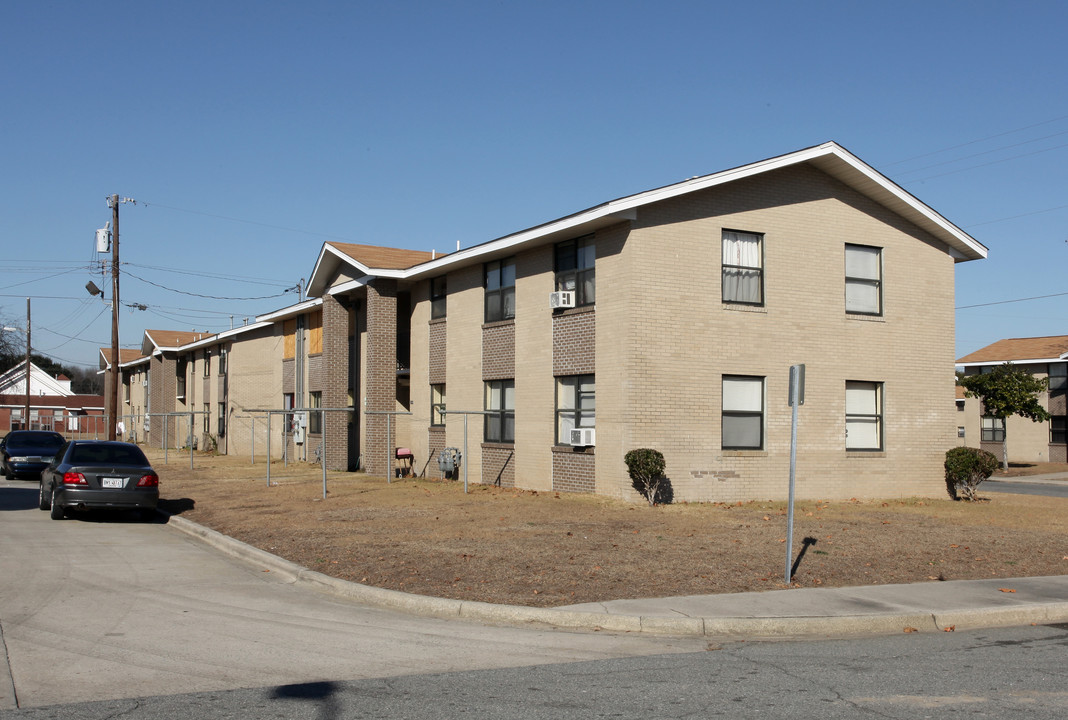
{"left": 164, "top": 514, "right": 1068, "bottom": 639}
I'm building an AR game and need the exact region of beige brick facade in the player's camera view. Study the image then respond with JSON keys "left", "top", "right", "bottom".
{"left": 122, "top": 144, "right": 988, "bottom": 502}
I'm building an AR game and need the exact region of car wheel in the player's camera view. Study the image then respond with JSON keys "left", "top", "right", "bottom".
{"left": 39, "top": 481, "right": 50, "bottom": 511}
{"left": 49, "top": 488, "right": 64, "bottom": 520}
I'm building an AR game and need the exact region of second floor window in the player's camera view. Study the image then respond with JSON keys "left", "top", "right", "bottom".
{"left": 218, "top": 347, "right": 227, "bottom": 375}
{"left": 722, "top": 230, "right": 763, "bottom": 305}
{"left": 203, "top": 350, "right": 211, "bottom": 377}
{"left": 485, "top": 258, "right": 516, "bottom": 323}
{"left": 845, "top": 244, "right": 882, "bottom": 315}
{"left": 431, "top": 276, "right": 447, "bottom": 319}
{"left": 555, "top": 236, "right": 595, "bottom": 306}
{"left": 431, "top": 384, "right": 446, "bottom": 426}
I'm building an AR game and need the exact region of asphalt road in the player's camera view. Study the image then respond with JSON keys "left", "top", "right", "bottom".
{"left": 4, "top": 476, "right": 1067, "bottom": 719}
{"left": 0, "top": 479, "right": 705, "bottom": 711}
{"left": 985, "top": 479, "right": 1068, "bottom": 498}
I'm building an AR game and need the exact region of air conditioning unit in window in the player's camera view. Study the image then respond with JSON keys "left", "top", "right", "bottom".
{"left": 549, "top": 291, "right": 575, "bottom": 309}
{"left": 142, "top": 379, "right": 148, "bottom": 387}
{"left": 569, "top": 428, "right": 595, "bottom": 447}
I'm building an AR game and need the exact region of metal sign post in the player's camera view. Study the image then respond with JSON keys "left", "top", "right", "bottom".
{"left": 785, "top": 364, "right": 805, "bottom": 585}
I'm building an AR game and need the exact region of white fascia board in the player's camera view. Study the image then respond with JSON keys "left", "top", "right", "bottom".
{"left": 256, "top": 299, "right": 324, "bottom": 324}
{"left": 327, "top": 276, "right": 374, "bottom": 295}
{"left": 180, "top": 321, "right": 274, "bottom": 352}
{"left": 957, "top": 358, "right": 1062, "bottom": 367}
{"left": 119, "top": 356, "right": 150, "bottom": 370}
{"left": 402, "top": 143, "right": 984, "bottom": 280}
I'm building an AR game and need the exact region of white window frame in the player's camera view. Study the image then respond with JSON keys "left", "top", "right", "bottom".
{"left": 845, "top": 244, "right": 882, "bottom": 315}
{"left": 846, "top": 381, "right": 883, "bottom": 450}
{"left": 722, "top": 375, "right": 764, "bottom": 450}
{"left": 555, "top": 375, "right": 595, "bottom": 444}
{"left": 722, "top": 230, "right": 763, "bottom": 305}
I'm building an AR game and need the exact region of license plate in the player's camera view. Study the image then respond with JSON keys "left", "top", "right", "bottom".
{"left": 102, "top": 477, "right": 125, "bottom": 489}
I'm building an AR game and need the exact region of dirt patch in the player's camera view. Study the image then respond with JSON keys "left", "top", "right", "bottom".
{"left": 153, "top": 451, "right": 1068, "bottom": 608}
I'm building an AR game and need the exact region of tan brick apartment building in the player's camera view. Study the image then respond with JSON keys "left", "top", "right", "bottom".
{"left": 113, "top": 142, "right": 989, "bottom": 502}
{"left": 956, "top": 336, "right": 1068, "bottom": 464}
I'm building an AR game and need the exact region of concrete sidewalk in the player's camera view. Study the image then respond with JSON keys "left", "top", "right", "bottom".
{"left": 165, "top": 514, "right": 1068, "bottom": 640}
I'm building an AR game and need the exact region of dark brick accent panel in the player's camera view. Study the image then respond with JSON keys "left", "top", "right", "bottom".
{"left": 282, "top": 358, "right": 295, "bottom": 393}
{"left": 552, "top": 308, "right": 595, "bottom": 376}
{"left": 552, "top": 447, "right": 595, "bottom": 494}
{"left": 482, "top": 444, "right": 515, "bottom": 487}
{"left": 428, "top": 319, "right": 446, "bottom": 385}
{"left": 148, "top": 354, "right": 177, "bottom": 449}
{"left": 427, "top": 427, "right": 446, "bottom": 477}
{"left": 322, "top": 293, "right": 351, "bottom": 472}
{"left": 364, "top": 279, "right": 398, "bottom": 476}
{"left": 308, "top": 354, "right": 323, "bottom": 391}
{"left": 1051, "top": 445, "right": 1067, "bottom": 463}
{"left": 482, "top": 322, "right": 515, "bottom": 380}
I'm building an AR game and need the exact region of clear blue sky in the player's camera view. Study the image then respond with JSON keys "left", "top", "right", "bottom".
{"left": 2, "top": 0, "right": 1066, "bottom": 369}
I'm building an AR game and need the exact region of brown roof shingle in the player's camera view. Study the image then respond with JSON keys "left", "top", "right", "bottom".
{"left": 327, "top": 242, "right": 436, "bottom": 271}
{"left": 957, "top": 335, "right": 1068, "bottom": 364}
{"left": 145, "top": 329, "right": 212, "bottom": 349}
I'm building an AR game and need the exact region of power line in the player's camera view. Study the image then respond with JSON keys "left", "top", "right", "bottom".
{"left": 957, "top": 291, "right": 1068, "bottom": 310}
{"left": 882, "top": 113, "right": 1068, "bottom": 168}
{"left": 123, "top": 262, "right": 292, "bottom": 287}
{"left": 893, "top": 129, "right": 1068, "bottom": 177}
{"left": 122, "top": 268, "right": 297, "bottom": 301}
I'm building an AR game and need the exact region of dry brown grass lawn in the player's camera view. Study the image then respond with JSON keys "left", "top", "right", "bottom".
{"left": 151, "top": 450, "right": 1068, "bottom": 608}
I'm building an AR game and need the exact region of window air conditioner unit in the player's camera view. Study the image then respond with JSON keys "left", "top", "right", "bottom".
{"left": 549, "top": 291, "right": 575, "bottom": 309}
{"left": 142, "top": 379, "right": 148, "bottom": 387}
{"left": 569, "top": 428, "right": 595, "bottom": 447}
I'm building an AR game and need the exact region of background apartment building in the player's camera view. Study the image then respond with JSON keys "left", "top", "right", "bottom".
{"left": 957, "top": 335, "right": 1068, "bottom": 464}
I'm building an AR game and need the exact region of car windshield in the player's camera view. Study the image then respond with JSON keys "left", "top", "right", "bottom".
{"left": 8, "top": 432, "right": 64, "bottom": 449}
{"left": 70, "top": 444, "right": 150, "bottom": 466}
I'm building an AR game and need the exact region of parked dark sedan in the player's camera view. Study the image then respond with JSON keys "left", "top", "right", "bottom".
{"left": 1, "top": 430, "right": 65, "bottom": 479}
{"left": 39, "top": 441, "right": 159, "bottom": 520}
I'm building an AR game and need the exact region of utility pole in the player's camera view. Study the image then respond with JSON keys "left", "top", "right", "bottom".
{"left": 108, "top": 194, "right": 120, "bottom": 441}
{"left": 24, "top": 298, "right": 30, "bottom": 429}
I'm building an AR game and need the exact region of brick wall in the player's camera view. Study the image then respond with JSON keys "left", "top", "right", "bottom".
{"left": 552, "top": 307, "right": 595, "bottom": 376}
{"left": 552, "top": 447, "right": 595, "bottom": 493}
{"left": 322, "top": 293, "right": 351, "bottom": 471}
{"left": 428, "top": 319, "right": 446, "bottom": 384}
{"left": 481, "top": 322, "right": 515, "bottom": 380}
{"left": 364, "top": 279, "right": 397, "bottom": 476}
{"left": 482, "top": 443, "right": 515, "bottom": 487}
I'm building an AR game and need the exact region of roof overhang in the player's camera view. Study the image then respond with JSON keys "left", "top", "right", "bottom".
{"left": 256, "top": 298, "right": 324, "bottom": 324}
{"left": 303, "top": 141, "right": 987, "bottom": 298}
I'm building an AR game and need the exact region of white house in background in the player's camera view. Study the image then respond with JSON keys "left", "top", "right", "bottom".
{"left": 0, "top": 362, "right": 76, "bottom": 396}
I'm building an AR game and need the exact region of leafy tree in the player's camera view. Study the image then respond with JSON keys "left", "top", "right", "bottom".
{"left": 958, "top": 363, "right": 1050, "bottom": 470}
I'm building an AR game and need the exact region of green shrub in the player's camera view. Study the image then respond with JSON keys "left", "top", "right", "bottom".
{"left": 944, "top": 446, "right": 999, "bottom": 501}
{"left": 624, "top": 448, "right": 671, "bottom": 505}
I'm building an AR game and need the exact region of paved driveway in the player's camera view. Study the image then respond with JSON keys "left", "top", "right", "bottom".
{"left": 0, "top": 480, "right": 703, "bottom": 710}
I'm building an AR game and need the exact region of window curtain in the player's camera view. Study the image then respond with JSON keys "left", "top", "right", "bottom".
{"left": 722, "top": 232, "right": 761, "bottom": 303}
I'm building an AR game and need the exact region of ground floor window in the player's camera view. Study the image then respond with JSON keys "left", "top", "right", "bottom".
{"left": 1052, "top": 416, "right": 1066, "bottom": 444}
{"left": 846, "top": 381, "right": 883, "bottom": 450}
{"left": 722, "top": 375, "right": 764, "bottom": 449}
{"left": 217, "top": 402, "right": 226, "bottom": 437}
{"left": 484, "top": 380, "right": 515, "bottom": 443}
{"left": 556, "top": 375, "right": 594, "bottom": 444}
{"left": 309, "top": 391, "right": 322, "bottom": 434}
{"left": 981, "top": 415, "right": 1005, "bottom": 443}
{"left": 431, "top": 384, "right": 445, "bottom": 427}
{"left": 203, "top": 403, "right": 210, "bottom": 433}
